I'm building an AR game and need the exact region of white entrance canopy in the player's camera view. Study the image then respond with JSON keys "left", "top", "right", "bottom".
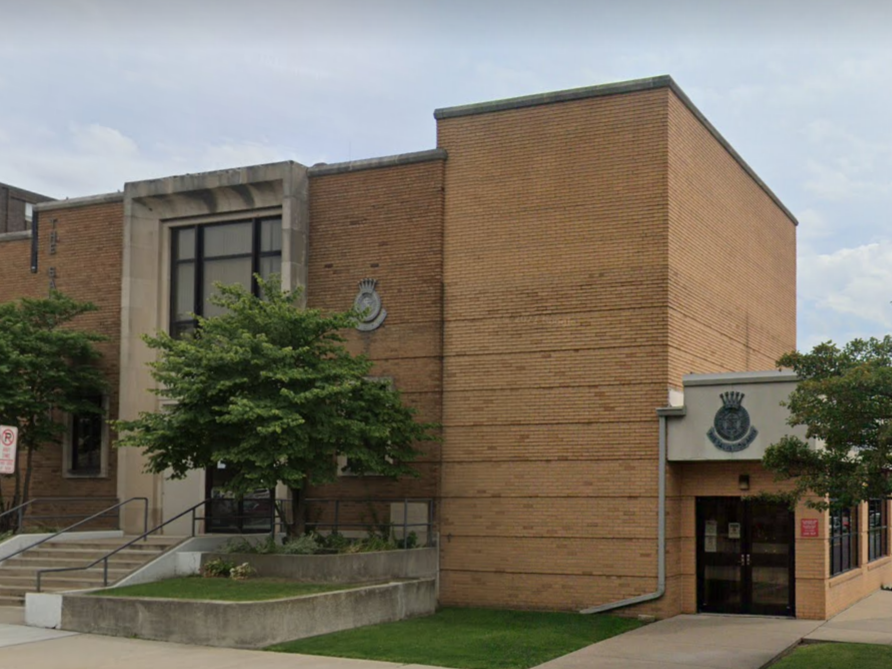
{"left": 665, "top": 370, "right": 819, "bottom": 462}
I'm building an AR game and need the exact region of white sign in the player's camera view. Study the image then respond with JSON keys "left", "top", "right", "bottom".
{"left": 728, "top": 522, "right": 741, "bottom": 539}
{"left": 0, "top": 426, "right": 18, "bottom": 475}
{"left": 705, "top": 520, "right": 717, "bottom": 537}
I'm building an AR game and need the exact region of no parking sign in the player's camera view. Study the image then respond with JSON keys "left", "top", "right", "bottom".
{"left": 0, "top": 426, "right": 18, "bottom": 474}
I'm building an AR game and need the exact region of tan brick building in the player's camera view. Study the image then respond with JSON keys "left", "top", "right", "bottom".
{"left": 1, "top": 75, "right": 888, "bottom": 619}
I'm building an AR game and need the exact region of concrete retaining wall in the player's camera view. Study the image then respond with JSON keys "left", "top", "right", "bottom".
{"left": 60, "top": 578, "right": 436, "bottom": 648}
{"left": 202, "top": 547, "right": 437, "bottom": 583}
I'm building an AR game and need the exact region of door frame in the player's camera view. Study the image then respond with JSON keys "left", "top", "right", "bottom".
{"left": 696, "top": 496, "right": 796, "bottom": 617}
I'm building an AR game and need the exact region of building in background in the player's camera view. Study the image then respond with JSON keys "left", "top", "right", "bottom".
{"left": 0, "top": 76, "right": 887, "bottom": 620}
{"left": 0, "top": 181, "right": 52, "bottom": 236}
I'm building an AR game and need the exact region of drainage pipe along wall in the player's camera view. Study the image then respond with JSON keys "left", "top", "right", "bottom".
{"left": 579, "top": 405, "right": 684, "bottom": 615}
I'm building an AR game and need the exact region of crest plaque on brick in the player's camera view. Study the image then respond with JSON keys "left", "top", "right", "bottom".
{"left": 354, "top": 278, "right": 387, "bottom": 332}
{"left": 707, "top": 391, "right": 758, "bottom": 453}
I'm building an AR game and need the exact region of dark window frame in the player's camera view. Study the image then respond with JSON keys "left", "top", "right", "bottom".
{"left": 829, "top": 505, "right": 859, "bottom": 577}
{"left": 70, "top": 395, "right": 104, "bottom": 475}
{"left": 868, "top": 498, "right": 889, "bottom": 562}
{"left": 170, "top": 217, "right": 282, "bottom": 337}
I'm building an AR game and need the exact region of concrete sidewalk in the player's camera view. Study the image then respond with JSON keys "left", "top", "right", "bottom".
{"left": 804, "top": 590, "right": 892, "bottom": 645}
{"left": 536, "top": 615, "right": 822, "bottom": 669}
{"left": 0, "top": 632, "right": 443, "bottom": 669}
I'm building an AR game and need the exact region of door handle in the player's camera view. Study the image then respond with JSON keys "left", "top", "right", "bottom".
{"left": 740, "top": 554, "right": 745, "bottom": 566}
{"left": 746, "top": 554, "right": 751, "bottom": 566}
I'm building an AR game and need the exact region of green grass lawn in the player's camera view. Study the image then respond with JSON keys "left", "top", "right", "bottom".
{"left": 771, "top": 642, "right": 892, "bottom": 669}
{"left": 91, "top": 576, "right": 360, "bottom": 602}
{"left": 267, "top": 607, "right": 643, "bottom": 669}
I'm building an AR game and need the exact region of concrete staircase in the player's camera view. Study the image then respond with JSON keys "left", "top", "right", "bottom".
{"left": 0, "top": 536, "right": 183, "bottom": 606}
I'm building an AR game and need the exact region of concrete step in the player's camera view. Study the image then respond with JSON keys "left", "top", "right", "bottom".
{"left": 0, "top": 565, "right": 132, "bottom": 580}
{"left": 42, "top": 539, "right": 179, "bottom": 551}
{"left": 0, "top": 556, "right": 149, "bottom": 570}
{"left": 0, "top": 534, "right": 184, "bottom": 600}
{"left": 0, "top": 575, "right": 120, "bottom": 591}
{"left": 0, "top": 584, "right": 76, "bottom": 598}
{"left": 7, "top": 547, "right": 167, "bottom": 561}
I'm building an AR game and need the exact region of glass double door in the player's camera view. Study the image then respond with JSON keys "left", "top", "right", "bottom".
{"left": 696, "top": 497, "right": 795, "bottom": 616}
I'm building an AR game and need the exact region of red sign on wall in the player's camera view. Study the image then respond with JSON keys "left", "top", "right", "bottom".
{"left": 801, "top": 518, "right": 820, "bottom": 538}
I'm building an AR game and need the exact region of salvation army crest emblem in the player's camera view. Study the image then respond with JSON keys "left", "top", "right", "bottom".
{"left": 354, "top": 278, "right": 387, "bottom": 332}
{"left": 707, "top": 391, "right": 758, "bottom": 453}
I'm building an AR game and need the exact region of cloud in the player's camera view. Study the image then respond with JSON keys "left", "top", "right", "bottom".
{"left": 0, "top": 120, "right": 288, "bottom": 197}
{"left": 799, "top": 241, "right": 892, "bottom": 333}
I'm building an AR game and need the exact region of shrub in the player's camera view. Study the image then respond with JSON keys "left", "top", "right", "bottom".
{"left": 223, "top": 535, "right": 280, "bottom": 555}
{"left": 202, "top": 558, "right": 235, "bottom": 578}
{"left": 282, "top": 533, "right": 320, "bottom": 555}
{"left": 230, "top": 562, "right": 256, "bottom": 580}
{"left": 222, "top": 537, "right": 256, "bottom": 554}
{"left": 396, "top": 531, "right": 419, "bottom": 549}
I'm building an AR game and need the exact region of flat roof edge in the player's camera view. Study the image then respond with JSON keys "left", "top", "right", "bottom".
{"left": 666, "top": 83, "right": 799, "bottom": 227}
{"left": 683, "top": 370, "right": 797, "bottom": 387}
{"left": 434, "top": 76, "right": 674, "bottom": 120}
{"left": 308, "top": 149, "right": 447, "bottom": 177}
{"left": 35, "top": 192, "right": 123, "bottom": 211}
{"left": 434, "top": 75, "right": 798, "bottom": 227}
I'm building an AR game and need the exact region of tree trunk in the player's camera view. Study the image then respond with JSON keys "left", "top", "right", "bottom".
{"left": 21, "top": 442, "right": 35, "bottom": 509}
{"left": 289, "top": 484, "right": 307, "bottom": 538}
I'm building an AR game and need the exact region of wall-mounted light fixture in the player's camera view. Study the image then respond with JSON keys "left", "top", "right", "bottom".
{"left": 738, "top": 474, "right": 750, "bottom": 491}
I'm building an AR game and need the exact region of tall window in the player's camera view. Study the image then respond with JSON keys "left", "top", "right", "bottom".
{"left": 830, "top": 506, "right": 859, "bottom": 576}
{"left": 868, "top": 499, "right": 889, "bottom": 562}
{"left": 70, "top": 395, "right": 103, "bottom": 475}
{"left": 171, "top": 217, "right": 282, "bottom": 337}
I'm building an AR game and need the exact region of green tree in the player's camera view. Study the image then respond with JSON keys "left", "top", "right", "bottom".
{"left": 114, "top": 277, "right": 437, "bottom": 535}
{"left": 763, "top": 336, "right": 892, "bottom": 510}
{"left": 0, "top": 292, "right": 107, "bottom": 526}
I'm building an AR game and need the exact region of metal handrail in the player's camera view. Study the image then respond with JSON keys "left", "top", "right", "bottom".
{"left": 284, "top": 497, "right": 437, "bottom": 548}
{"left": 0, "top": 497, "right": 120, "bottom": 533}
{"left": 36, "top": 498, "right": 212, "bottom": 592}
{"left": 0, "top": 497, "right": 148, "bottom": 566}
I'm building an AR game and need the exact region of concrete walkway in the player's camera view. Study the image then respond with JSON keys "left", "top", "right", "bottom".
{"left": 537, "top": 615, "right": 822, "bottom": 669}
{"left": 804, "top": 590, "right": 892, "bottom": 645}
{"left": 0, "top": 631, "right": 444, "bottom": 669}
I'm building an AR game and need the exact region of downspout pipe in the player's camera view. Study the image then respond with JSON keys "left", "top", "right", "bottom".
{"left": 580, "top": 405, "right": 685, "bottom": 615}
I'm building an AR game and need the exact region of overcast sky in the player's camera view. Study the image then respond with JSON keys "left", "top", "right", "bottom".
{"left": 1, "top": 0, "right": 890, "bottom": 351}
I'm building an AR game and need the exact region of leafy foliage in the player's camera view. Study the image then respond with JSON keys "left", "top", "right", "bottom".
{"left": 201, "top": 558, "right": 235, "bottom": 578}
{"left": 229, "top": 562, "right": 256, "bottom": 580}
{"left": 0, "top": 291, "right": 106, "bottom": 521}
{"left": 763, "top": 337, "right": 892, "bottom": 510}
{"left": 114, "top": 277, "right": 437, "bottom": 532}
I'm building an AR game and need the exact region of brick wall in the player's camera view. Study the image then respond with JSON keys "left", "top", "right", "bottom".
{"left": 0, "top": 200, "right": 122, "bottom": 510}
{"left": 305, "top": 159, "right": 445, "bottom": 510}
{"left": 436, "top": 89, "right": 673, "bottom": 611}
{"left": 666, "top": 93, "right": 797, "bottom": 379}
